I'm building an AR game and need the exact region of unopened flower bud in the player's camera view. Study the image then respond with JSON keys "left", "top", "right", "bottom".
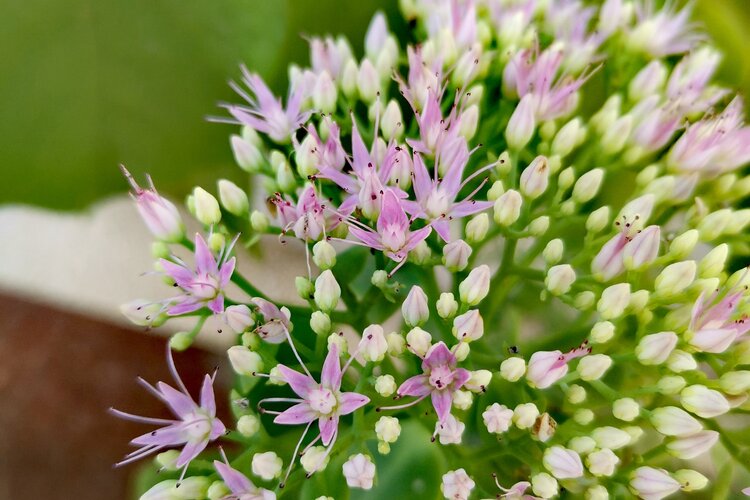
{"left": 658, "top": 375, "right": 687, "bottom": 395}
{"left": 357, "top": 60, "right": 380, "bottom": 102}
{"left": 371, "top": 270, "right": 388, "bottom": 288}
{"left": 309, "top": 311, "right": 330, "bottom": 336}
{"left": 275, "top": 162, "right": 296, "bottom": 193}
{"left": 483, "top": 403, "right": 513, "bottom": 434}
{"left": 312, "top": 241, "right": 337, "bottom": 270}
{"left": 601, "top": 115, "right": 632, "bottom": 155}
{"left": 680, "top": 384, "right": 730, "bottom": 418}
{"left": 666, "top": 350, "right": 696, "bottom": 372}
{"left": 636, "top": 331, "right": 678, "bottom": 365}
{"left": 558, "top": 167, "right": 576, "bottom": 191}
{"left": 327, "top": 332, "right": 347, "bottom": 352}
{"left": 577, "top": 354, "right": 612, "bottom": 381}
{"left": 237, "top": 414, "right": 261, "bottom": 437}
{"left": 543, "top": 239, "right": 564, "bottom": 264}
{"left": 552, "top": 118, "right": 583, "bottom": 157}
{"left": 613, "top": 398, "right": 640, "bottom": 421}
{"left": 386, "top": 332, "right": 405, "bottom": 355}
{"left": 231, "top": 135, "right": 263, "bottom": 173}
{"left": 458, "top": 104, "right": 479, "bottom": 140}
{"left": 698, "top": 208, "right": 732, "bottom": 241}
{"left": 564, "top": 384, "right": 585, "bottom": 404}
{"left": 443, "top": 240, "right": 472, "bottom": 271}
{"left": 250, "top": 210, "right": 269, "bottom": 233}
{"left": 673, "top": 469, "right": 708, "bottom": 492}
{"left": 520, "top": 156, "right": 550, "bottom": 199}
{"left": 586, "top": 206, "right": 611, "bottom": 233}
{"left": 528, "top": 215, "right": 550, "bottom": 236}
{"left": 360, "top": 324, "right": 388, "bottom": 362}
{"left": 587, "top": 449, "right": 620, "bottom": 478}
{"left": 156, "top": 450, "right": 181, "bottom": 471}
{"left": 375, "top": 416, "right": 401, "bottom": 443}
{"left": 402, "top": 285, "right": 429, "bottom": 327}
{"left": 341, "top": 59, "right": 359, "bottom": 99}
{"left": 630, "top": 467, "right": 680, "bottom": 500}
{"left": 597, "top": 283, "right": 631, "bottom": 319}
{"left": 406, "top": 327, "right": 431, "bottom": 356}
{"left": 500, "top": 357, "right": 526, "bottom": 382}
{"left": 452, "top": 389, "right": 473, "bottom": 411}
{"left": 375, "top": 375, "right": 397, "bottom": 396}
{"left": 575, "top": 291, "right": 596, "bottom": 310}
{"left": 227, "top": 346, "right": 263, "bottom": 376}
{"left": 465, "top": 213, "right": 489, "bottom": 242}
{"left": 543, "top": 446, "right": 583, "bottom": 479}
{"left": 494, "top": 189, "right": 523, "bottom": 226}
{"left": 545, "top": 264, "right": 576, "bottom": 295}
{"left": 590, "top": 321, "right": 615, "bottom": 344}
{"left": 586, "top": 485, "right": 610, "bottom": 500}
{"left": 465, "top": 369, "right": 492, "bottom": 392}
{"left": 592, "top": 426, "right": 631, "bottom": 450}
{"left": 217, "top": 179, "right": 249, "bottom": 217}
{"left": 452, "top": 309, "right": 484, "bottom": 342}
{"left": 295, "top": 276, "right": 314, "bottom": 300}
{"left": 193, "top": 187, "right": 221, "bottom": 225}
{"left": 573, "top": 168, "right": 604, "bottom": 203}
{"left": 531, "top": 472, "right": 558, "bottom": 499}
{"left": 168, "top": 331, "right": 193, "bottom": 351}
{"left": 629, "top": 60, "right": 667, "bottom": 101}
{"left": 568, "top": 436, "right": 597, "bottom": 454}
{"left": 506, "top": 95, "right": 536, "bottom": 150}
{"left": 513, "top": 402, "right": 539, "bottom": 429}
{"left": 720, "top": 371, "right": 750, "bottom": 395}
{"left": 314, "top": 270, "right": 340, "bottom": 312}
{"left": 436, "top": 292, "right": 459, "bottom": 319}
{"left": 313, "top": 71, "right": 337, "bottom": 113}
{"left": 173, "top": 477, "right": 211, "bottom": 499}
{"left": 698, "top": 243, "right": 728, "bottom": 278}
{"left": 666, "top": 430, "right": 719, "bottom": 459}
{"left": 301, "top": 446, "right": 330, "bottom": 475}
{"left": 574, "top": 409, "right": 595, "bottom": 425}
{"left": 251, "top": 451, "right": 282, "bottom": 480}
{"left": 651, "top": 406, "right": 703, "bottom": 436}
{"left": 410, "top": 240, "right": 431, "bottom": 264}
{"left": 459, "top": 265, "right": 491, "bottom": 305}
{"left": 623, "top": 225, "right": 660, "bottom": 270}
{"left": 381, "top": 100, "right": 403, "bottom": 141}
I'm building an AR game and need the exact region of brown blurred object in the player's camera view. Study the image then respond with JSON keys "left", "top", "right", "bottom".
{"left": 0, "top": 292, "right": 230, "bottom": 499}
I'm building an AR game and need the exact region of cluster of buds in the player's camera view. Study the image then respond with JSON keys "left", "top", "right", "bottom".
{"left": 116, "top": 0, "right": 750, "bottom": 498}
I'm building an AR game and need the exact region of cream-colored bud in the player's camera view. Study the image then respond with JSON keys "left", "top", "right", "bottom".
{"left": 531, "top": 472, "right": 558, "bottom": 498}
{"left": 465, "top": 213, "right": 489, "bottom": 243}
{"left": 666, "top": 350, "right": 696, "bottom": 373}
{"left": 586, "top": 206, "right": 611, "bottom": 233}
{"left": 680, "top": 384, "right": 730, "bottom": 418}
{"left": 543, "top": 239, "right": 564, "bottom": 265}
{"left": 636, "top": 332, "right": 678, "bottom": 365}
{"left": 459, "top": 265, "right": 491, "bottom": 305}
{"left": 406, "top": 327, "right": 431, "bottom": 356}
{"left": 586, "top": 448, "right": 620, "bottom": 477}
{"left": 673, "top": 469, "right": 708, "bottom": 492}
{"left": 386, "top": 332, "right": 405, "bottom": 355}
{"left": 613, "top": 398, "right": 640, "bottom": 421}
{"left": 573, "top": 168, "right": 605, "bottom": 203}
{"left": 566, "top": 384, "right": 587, "bottom": 404}
{"left": 574, "top": 409, "right": 595, "bottom": 425}
{"left": 520, "top": 156, "right": 550, "bottom": 199}
{"left": 597, "top": 283, "right": 631, "bottom": 319}
{"left": 651, "top": 406, "right": 703, "bottom": 436}
{"left": 314, "top": 270, "right": 341, "bottom": 312}
{"left": 237, "top": 414, "right": 261, "bottom": 437}
{"left": 528, "top": 215, "right": 550, "bottom": 236}
{"left": 568, "top": 436, "right": 597, "bottom": 454}
{"left": 251, "top": 451, "right": 283, "bottom": 480}
{"left": 500, "top": 357, "right": 526, "bottom": 382}
{"left": 592, "top": 426, "right": 631, "bottom": 450}
{"left": 590, "top": 321, "right": 615, "bottom": 344}
{"left": 657, "top": 375, "right": 687, "bottom": 395}
{"left": 577, "top": 354, "right": 612, "bottom": 381}
{"left": 437, "top": 292, "right": 459, "bottom": 319}
{"left": 698, "top": 244, "right": 728, "bottom": 278}
{"left": 375, "top": 416, "right": 401, "bottom": 443}
{"left": 193, "top": 187, "right": 222, "bottom": 225}
{"left": 513, "top": 402, "right": 539, "bottom": 429}
{"left": 493, "top": 189, "right": 523, "bottom": 226}
{"left": 312, "top": 240, "right": 337, "bottom": 270}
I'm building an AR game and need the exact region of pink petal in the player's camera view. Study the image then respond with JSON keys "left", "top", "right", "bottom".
{"left": 175, "top": 438, "right": 209, "bottom": 467}
{"left": 194, "top": 234, "right": 218, "bottom": 275}
{"left": 131, "top": 423, "right": 188, "bottom": 446}
{"left": 319, "top": 414, "right": 339, "bottom": 446}
{"left": 377, "top": 190, "right": 409, "bottom": 234}
{"left": 219, "top": 257, "right": 236, "bottom": 288}
{"left": 157, "top": 382, "right": 196, "bottom": 418}
{"left": 199, "top": 375, "right": 216, "bottom": 416}
{"left": 167, "top": 299, "right": 204, "bottom": 316}
{"left": 274, "top": 403, "right": 317, "bottom": 425}
{"left": 423, "top": 342, "right": 455, "bottom": 370}
{"left": 214, "top": 461, "right": 255, "bottom": 494}
{"left": 412, "top": 153, "right": 433, "bottom": 202}
{"left": 159, "top": 259, "right": 194, "bottom": 287}
{"left": 453, "top": 368, "right": 471, "bottom": 389}
{"left": 349, "top": 226, "right": 385, "bottom": 250}
{"left": 207, "top": 295, "right": 225, "bottom": 314}
{"left": 431, "top": 390, "right": 453, "bottom": 423}
{"left": 432, "top": 219, "right": 452, "bottom": 242}
{"left": 451, "top": 200, "right": 494, "bottom": 217}
{"left": 338, "top": 392, "right": 370, "bottom": 415}
{"left": 275, "top": 365, "right": 316, "bottom": 397}
{"left": 397, "top": 375, "right": 431, "bottom": 397}
{"left": 403, "top": 225, "right": 432, "bottom": 252}
{"left": 321, "top": 343, "right": 342, "bottom": 389}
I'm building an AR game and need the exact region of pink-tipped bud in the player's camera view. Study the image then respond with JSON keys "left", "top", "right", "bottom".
{"left": 650, "top": 406, "right": 703, "bottom": 437}
{"left": 122, "top": 167, "right": 184, "bottom": 242}
{"left": 359, "top": 324, "right": 388, "bottom": 362}
{"left": 452, "top": 309, "right": 484, "bottom": 342}
{"left": 636, "top": 331, "right": 678, "bottom": 365}
{"left": 666, "top": 430, "right": 719, "bottom": 459}
{"left": 543, "top": 446, "right": 584, "bottom": 479}
{"left": 224, "top": 304, "right": 254, "bottom": 333}
{"left": 506, "top": 94, "right": 536, "bottom": 150}
{"left": 459, "top": 265, "right": 491, "bottom": 305}
{"left": 402, "top": 285, "right": 429, "bottom": 327}
{"left": 680, "top": 385, "right": 730, "bottom": 418}
{"left": 630, "top": 467, "right": 680, "bottom": 500}
{"left": 623, "top": 225, "right": 661, "bottom": 270}
{"left": 443, "top": 240, "right": 472, "bottom": 271}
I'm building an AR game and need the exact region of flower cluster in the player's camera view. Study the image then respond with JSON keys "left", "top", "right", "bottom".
{"left": 117, "top": 0, "right": 750, "bottom": 498}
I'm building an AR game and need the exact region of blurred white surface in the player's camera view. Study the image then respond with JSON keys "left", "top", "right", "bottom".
{"left": 0, "top": 197, "right": 309, "bottom": 351}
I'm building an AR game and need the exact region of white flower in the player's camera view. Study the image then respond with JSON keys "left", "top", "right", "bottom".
{"left": 441, "top": 469, "right": 475, "bottom": 500}
{"left": 342, "top": 454, "right": 376, "bottom": 490}
{"left": 251, "top": 452, "right": 282, "bottom": 480}
{"left": 483, "top": 403, "right": 513, "bottom": 434}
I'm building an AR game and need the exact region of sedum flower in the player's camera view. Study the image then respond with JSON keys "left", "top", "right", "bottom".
{"left": 160, "top": 233, "right": 236, "bottom": 315}
{"left": 441, "top": 469, "right": 475, "bottom": 500}
{"left": 388, "top": 342, "right": 470, "bottom": 424}
{"left": 483, "top": 403, "right": 513, "bottom": 434}
{"left": 214, "top": 458, "right": 275, "bottom": 500}
{"left": 110, "top": 346, "right": 225, "bottom": 477}
{"left": 122, "top": 166, "right": 184, "bottom": 242}
{"left": 343, "top": 454, "right": 376, "bottom": 490}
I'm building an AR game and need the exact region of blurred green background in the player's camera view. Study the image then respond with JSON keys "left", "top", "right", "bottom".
{"left": 0, "top": 0, "right": 748, "bottom": 210}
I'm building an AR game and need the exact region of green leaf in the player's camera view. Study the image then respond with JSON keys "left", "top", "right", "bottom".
{"left": 1, "top": 0, "right": 398, "bottom": 210}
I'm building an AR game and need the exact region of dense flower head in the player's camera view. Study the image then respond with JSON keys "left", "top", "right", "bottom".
{"left": 119, "top": 0, "right": 750, "bottom": 498}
